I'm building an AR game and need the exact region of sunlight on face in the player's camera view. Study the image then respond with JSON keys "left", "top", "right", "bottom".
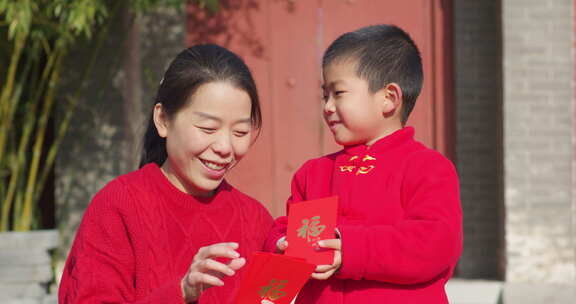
{"left": 322, "top": 61, "right": 387, "bottom": 146}
{"left": 156, "top": 81, "right": 253, "bottom": 196}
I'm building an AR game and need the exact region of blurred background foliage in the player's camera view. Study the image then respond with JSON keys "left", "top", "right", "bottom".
{"left": 0, "top": 0, "right": 218, "bottom": 232}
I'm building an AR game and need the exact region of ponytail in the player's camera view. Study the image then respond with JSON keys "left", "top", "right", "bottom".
{"left": 139, "top": 115, "right": 167, "bottom": 168}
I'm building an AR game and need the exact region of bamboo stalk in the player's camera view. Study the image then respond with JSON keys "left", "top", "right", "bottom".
{"left": 16, "top": 49, "right": 63, "bottom": 231}
{"left": 1, "top": 41, "right": 57, "bottom": 231}
{"left": 12, "top": 189, "right": 24, "bottom": 229}
{"left": 0, "top": 38, "right": 32, "bottom": 231}
{"left": 0, "top": 33, "right": 26, "bottom": 163}
{"left": 0, "top": 82, "right": 31, "bottom": 231}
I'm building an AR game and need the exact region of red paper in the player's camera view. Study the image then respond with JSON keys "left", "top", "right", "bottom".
{"left": 285, "top": 196, "right": 339, "bottom": 265}
{"left": 234, "top": 252, "right": 315, "bottom": 304}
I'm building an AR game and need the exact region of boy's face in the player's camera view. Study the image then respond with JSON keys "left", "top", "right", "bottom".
{"left": 322, "top": 60, "right": 389, "bottom": 146}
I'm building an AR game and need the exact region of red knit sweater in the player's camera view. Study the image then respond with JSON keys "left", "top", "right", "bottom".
{"left": 59, "top": 163, "right": 273, "bottom": 304}
{"left": 265, "top": 127, "right": 463, "bottom": 304}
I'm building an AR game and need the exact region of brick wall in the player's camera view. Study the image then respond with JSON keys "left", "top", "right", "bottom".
{"left": 454, "top": 0, "right": 504, "bottom": 279}
{"left": 503, "top": 0, "right": 575, "bottom": 283}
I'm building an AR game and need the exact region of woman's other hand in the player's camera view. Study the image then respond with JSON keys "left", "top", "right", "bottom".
{"left": 181, "top": 242, "right": 246, "bottom": 303}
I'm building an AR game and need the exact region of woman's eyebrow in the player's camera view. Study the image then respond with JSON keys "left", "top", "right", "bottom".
{"left": 193, "top": 111, "right": 221, "bottom": 122}
{"left": 235, "top": 118, "right": 252, "bottom": 124}
{"left": 194, "top": 111, "right": 251, "bottom": 124}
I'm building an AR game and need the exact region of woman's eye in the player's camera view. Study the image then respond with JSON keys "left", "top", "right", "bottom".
{"left": 334, "top": 90, "right": 345, "bottom": 96}
{"left": 234, "top": 130, "right": 249, "bottom": 137}
{"left": 197, "top": 126, "right": 216, "bottom": 134}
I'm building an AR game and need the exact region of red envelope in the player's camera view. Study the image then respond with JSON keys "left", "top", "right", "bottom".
{"left": 234, "top": 252, "right": 315, "bottom": 304}
{"left": 285, "top": 196, "right": 339, "bottom": 265}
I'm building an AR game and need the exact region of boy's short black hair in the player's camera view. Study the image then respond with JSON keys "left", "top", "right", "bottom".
{"left": 323, "top": 24, "right": 423, "bottom": 124}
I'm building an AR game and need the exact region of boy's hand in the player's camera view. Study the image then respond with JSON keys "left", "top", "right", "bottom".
{"left": 276, "top": 236, "right": 288, "bottom": 253}
{"left": 311, "top": 239, "right": 341, "bottom": 280}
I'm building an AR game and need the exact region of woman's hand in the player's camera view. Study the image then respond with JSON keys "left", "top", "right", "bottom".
{"left": 311, "top": 239, "right": 342, "bottom": 280}
{"left": 181, "top": 242, "right": 246, "bottom": 303}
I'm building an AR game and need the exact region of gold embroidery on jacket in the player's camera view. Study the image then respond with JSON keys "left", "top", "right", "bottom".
{"left": 339, "top": 165, "right": 355, "bottom": 172}
{"left": 362, "top": 155, "right": 376, "bottom": 162}
{"left": 339, "top": 154, "right": 377, "bottom": 175}
{"left": 357, "top": 165, "right": 375, "bottom": 175}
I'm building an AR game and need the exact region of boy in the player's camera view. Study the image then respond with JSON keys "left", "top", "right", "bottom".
{"left": 265, "top": 24, "right": 462, "bottom": 303}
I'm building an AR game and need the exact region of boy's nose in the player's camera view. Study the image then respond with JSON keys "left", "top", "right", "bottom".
{"left": 323, "top": 97, "right": 335, "bottom": 114}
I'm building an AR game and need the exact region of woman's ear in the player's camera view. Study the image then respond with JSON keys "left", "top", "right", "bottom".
{"left": 153, "top": 103, "right": 169, "bottom": 138}
{"left": 378, "top": 83, "right": 403, "bottom": 116}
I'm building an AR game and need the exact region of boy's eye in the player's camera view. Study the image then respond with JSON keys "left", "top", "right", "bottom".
{"left": 334, "top": 90, "right": 346, "bottom": 96}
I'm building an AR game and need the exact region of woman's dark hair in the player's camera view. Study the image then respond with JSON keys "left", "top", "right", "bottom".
{"left": 139, "top": 44, "right": 262, "bottom": 168}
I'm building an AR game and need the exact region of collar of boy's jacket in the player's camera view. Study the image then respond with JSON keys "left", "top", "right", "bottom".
{"left": 342, "top": 126, "right": 415, "bottom": 157}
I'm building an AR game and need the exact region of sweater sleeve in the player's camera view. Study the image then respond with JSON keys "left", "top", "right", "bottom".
{"left": 336, "top": 151, "right": 463, "bottom": 285}
{"left": 58, "top": 182, "right": 185, "bottom": 304}
{"left": 263, "top": 162, "right": 309, "bottom": 252}
{"left": 250, "top": 198, "right": 275, "bottom": 252}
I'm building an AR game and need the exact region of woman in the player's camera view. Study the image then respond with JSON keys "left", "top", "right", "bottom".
{"left": 59, "top": 44, "right": 273, "bottom": 304}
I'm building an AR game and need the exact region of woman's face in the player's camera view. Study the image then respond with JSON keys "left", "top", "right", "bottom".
{"left": 154, "top": 81, "right": 253, "bottom": 196}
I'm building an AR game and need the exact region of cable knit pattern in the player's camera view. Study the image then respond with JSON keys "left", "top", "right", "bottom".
{"left": 59, "top": 163, "right": 274, "bottom": 304}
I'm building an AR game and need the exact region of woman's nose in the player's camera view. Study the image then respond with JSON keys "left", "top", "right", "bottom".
{"left": 211, "top": 132, "right": 232, "bottom": 156}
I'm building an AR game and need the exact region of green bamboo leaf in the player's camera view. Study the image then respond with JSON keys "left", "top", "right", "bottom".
{"left": 0, "top": 0, "right": 8, "bottom": 12}
{"left": 54, "top": 3, "right": 62, "bottom": 17}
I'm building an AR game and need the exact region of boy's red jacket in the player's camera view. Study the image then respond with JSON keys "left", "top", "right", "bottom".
{"left": 265, "top": 127, "right": 463, "bottom": 304}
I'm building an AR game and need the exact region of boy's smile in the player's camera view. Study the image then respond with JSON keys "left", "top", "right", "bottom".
{"left": 322, "top": 60, "right": 398, "bottom": 146}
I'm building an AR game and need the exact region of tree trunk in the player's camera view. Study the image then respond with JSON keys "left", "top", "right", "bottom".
{"left": 122, "top": 8, "right": 145, "bottom": 172}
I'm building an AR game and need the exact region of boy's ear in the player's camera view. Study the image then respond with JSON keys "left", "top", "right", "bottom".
{"left": 376, "top": 83, "right": 403, "bottom": 117}
{"left": 153, "top": 103, "right": 169, "bottom": 138}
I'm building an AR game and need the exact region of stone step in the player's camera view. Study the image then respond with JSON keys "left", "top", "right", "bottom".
{"left": 446, "top": 279, "right": 503, "bottom": 304}
{"left": 0, "top": 299, "right": 42, "bottom": 304}
{"left": 502, "top": 282, "right": 576, "bottom": 304}
{"left": 0, "top": 230, "right": 59, "bottom": 250}
{"left": 42, "top": 294, "right": 57, "bottom": 304}
{"left": 0, "top": 249, "right": 52, "bottom": 266}
{"left": 0, "top": 264, "right": 53, "bottom": 283}
{"left": 0, "top": 283, "right": 46, "bottom": 300}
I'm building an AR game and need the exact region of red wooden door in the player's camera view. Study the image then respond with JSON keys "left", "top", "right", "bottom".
{"left": 186, "top": 0, "right": 453, "bottom": 216}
